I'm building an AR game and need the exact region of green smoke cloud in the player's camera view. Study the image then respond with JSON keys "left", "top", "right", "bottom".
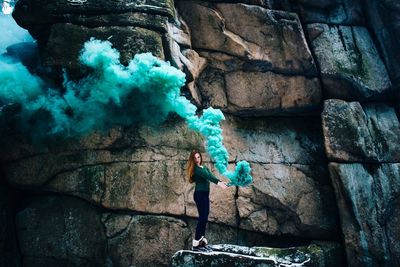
{"left": 0, "top": 38, "right": 252, "bottom": 186}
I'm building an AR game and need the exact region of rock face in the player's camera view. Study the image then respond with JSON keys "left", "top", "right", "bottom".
{"left": 307, "top": 24, "right": 392, "bottom": 101}
{"left": 3, "top": 0, "right": 400, "bottom": 266}
{"left": 12, "top": 0, "right": 173, "bottom": 76}
{"left": 15, "top": 195, "right": 191, "bottom": 266}
{"left": 328, "top": 163, "right": 400, "bottom": 266}
{"left": 297, "top": 0, "right": 364, "bottom": 25}
{"left": 322, "top": 99, "right": 400, "bottom": 162}
{"left": 171, "top": 243, "right": 344, "bottom": 267}
{"left": 323, "top": 99, "right": 400, "bottom": 266}
{"left": 178, "top": 1, "right": 322, "bottom": 115}
{"left": 16, "top": 196, "right": 108, "bottom": 266}
{"left": 365, "top": 0, "right": 400, "bottom": 91}
{"left": 3, "top": 117, "right": 338, "bottom": 237}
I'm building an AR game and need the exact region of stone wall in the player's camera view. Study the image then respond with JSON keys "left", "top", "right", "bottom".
{"left": 1, "top": 0, "right": 398, "bottom": 266}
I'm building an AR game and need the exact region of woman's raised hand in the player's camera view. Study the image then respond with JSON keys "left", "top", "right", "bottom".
{"left": 217, "top": 181, "right": 229, "bottom": 189}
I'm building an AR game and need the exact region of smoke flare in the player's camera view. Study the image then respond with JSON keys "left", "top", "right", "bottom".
{"left": 0, "top": 38, "right": 252, "bottom": 186}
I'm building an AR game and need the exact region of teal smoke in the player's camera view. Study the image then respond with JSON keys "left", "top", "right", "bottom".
{"left": 0, "top": 38, "right": 252, "bottom": 186}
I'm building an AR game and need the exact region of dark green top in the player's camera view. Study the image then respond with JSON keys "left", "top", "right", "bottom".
{"left": 193, "top": 165, "right": 220, "bottom": 192}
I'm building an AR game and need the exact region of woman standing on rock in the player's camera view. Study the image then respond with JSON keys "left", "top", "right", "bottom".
{"left": 187, "top": 149, "right": 228, "bottom": 252}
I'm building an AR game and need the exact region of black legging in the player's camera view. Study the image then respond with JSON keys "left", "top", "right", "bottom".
{"left": 194, "top": 190, "right": 210, "bottom": 240}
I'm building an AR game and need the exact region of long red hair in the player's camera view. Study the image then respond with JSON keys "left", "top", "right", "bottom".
{"left": 187, "top": 150, "right": 202, "bottom": 183}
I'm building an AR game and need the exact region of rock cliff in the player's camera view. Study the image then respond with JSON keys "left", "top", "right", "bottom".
{"left": 1, "top": 0, "right": 399, "bottom": 266}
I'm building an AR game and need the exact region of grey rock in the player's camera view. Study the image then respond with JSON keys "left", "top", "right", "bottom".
{"left": 307, "top": 23, "right": 392, "bottom": 101}
{"left": 322, "top": 99, "right": 400, "bottom": 162}
{"left": 298, "top": 0, "right": 364, "bottom": 25}
{"left": 105, "top": 214, "right": 191, "bottom": 267}
{"left": 16, "top": 196, "right": 108, "bottom": 266}
{"left": 365, "top": 0, "right": 400, "bottom": 91}
{"left": 328, "top": 163, "right": 400, "bottom": 267}
{"left": 221, "top": 116, "right": 326, "bottom": 164}
{"left": 171, "top": 242, "right": 344, "bottom": 267}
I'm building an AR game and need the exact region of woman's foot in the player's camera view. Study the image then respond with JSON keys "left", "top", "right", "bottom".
{"left": 192, "top": 236, "right": 213, "bottom": 252}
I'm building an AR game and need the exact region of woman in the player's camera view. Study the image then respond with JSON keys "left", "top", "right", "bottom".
{"left": 187, "top": 149, "right": 228, "bottom": 252}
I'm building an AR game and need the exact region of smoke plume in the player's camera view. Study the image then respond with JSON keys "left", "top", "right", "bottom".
{"left": 0, "top": 38, "right": 252, "bottom": 186}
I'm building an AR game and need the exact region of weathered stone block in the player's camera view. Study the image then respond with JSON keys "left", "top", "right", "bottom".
{"left": 328, "top": 163, "right": 400, "bottom": 267}
{"left": 178, "top": 2, "right": 317, "bottom": 76}
{"left": 307, "top": 23, "right": 392, "bottom": 101}
{"left": 322, "top": 99, "right": 400, "bottom": 162}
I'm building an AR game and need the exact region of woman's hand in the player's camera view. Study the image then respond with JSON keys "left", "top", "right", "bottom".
{"left": 217, "top": 181, "right": 229, "bottom": 189}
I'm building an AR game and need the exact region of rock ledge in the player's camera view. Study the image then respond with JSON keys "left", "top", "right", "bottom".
{"left": 171, "top": 243, "right": 343, "bottom": 267}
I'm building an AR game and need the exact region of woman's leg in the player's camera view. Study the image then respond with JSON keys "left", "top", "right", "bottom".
{"left": 194, "top": 191, "right": 210, "bottom": 240}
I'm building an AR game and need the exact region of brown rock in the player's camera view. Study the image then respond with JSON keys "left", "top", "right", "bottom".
{"left": 223, "top": 71, "right": 321, "bottom": 115}
{"left": 3, "top": 119, "right": 203, "bottom": 185}
{"left": 101, "top": 161, "right": 187, "bottom": 215}
{"left": 178, "top": 2, "right": 317, "bottom": 76}
{"left": 238, "top": 163, "right": 338, "bottom": 238}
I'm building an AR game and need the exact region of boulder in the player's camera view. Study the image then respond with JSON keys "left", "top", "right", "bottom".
{"left": 322, "top": 99, "right": 400, "bottom": 162}
{"left": 104, "top": 213, "right": 191, "bottom": 267}
{"left": 328, "top": 163, "right": 400, "bottom": 267}
{"left": 365, "top": 0, "right": 400, "bottom": 91}
{"left": 307, "top": 23, "right": 392, "bottom": 101}
{"left": 16, "top": 196, "right": 108, "bottom": 266}
{"left": 171, "top": 242, "right": 344, "bottom": 267}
